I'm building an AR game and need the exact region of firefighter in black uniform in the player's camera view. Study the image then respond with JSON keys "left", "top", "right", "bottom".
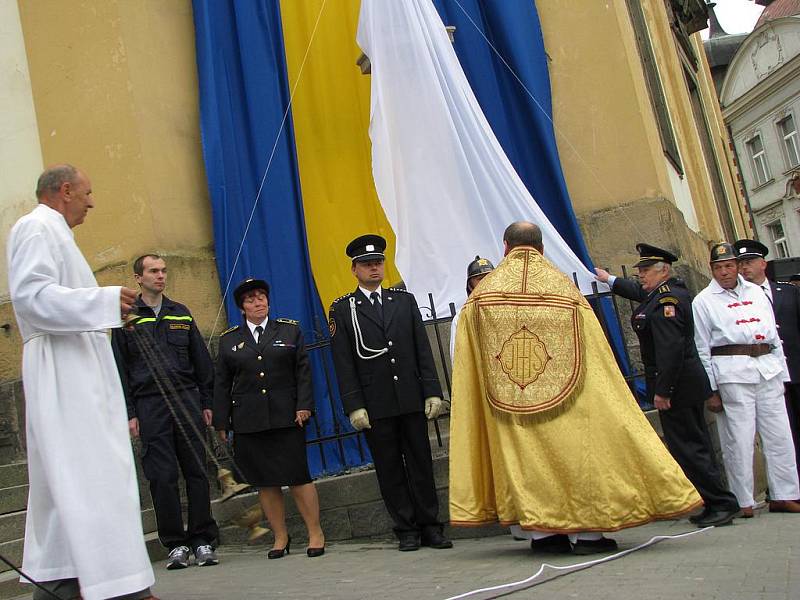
{"left": 328, "top": 234, "right": 452, "bottom": 551}
{"left": 213, "top": 277, "right": 325, "bottom": 558}
{"left": 111, "top": 254, "right": 219, "bottom": 570}
{"left": 735, "top": 239, "right": 800, "bottom": 481}
{"left": 595, "top": 244, "right": 739, "bottom": 527}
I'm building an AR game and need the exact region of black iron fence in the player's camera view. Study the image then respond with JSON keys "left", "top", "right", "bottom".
{"left": 299, "top": 269, "right": 647, "bottom": 476}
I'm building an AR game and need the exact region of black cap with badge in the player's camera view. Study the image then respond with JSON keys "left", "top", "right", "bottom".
{"left": 346, "top": 234, "right": 386, "bottom": 263}
{"left": 733, "top": 239, "right": 769, "bottom": 260}
{"left": 709, "top": 242, "right": 736, "bottom": 263}
{"left": 633, "top": 243, "right": 679, "bottom": 268}
{"left": 233, "top": 277, "right": 270, "bottom": 308}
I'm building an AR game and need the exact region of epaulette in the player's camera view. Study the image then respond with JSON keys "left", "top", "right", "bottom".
{"left": 658, "top": 296, "right": 679, "bottom": 305}
{"left": 276, "top": 317, "right": 299, "bottom": 325}
{"left": 656, "top": 284, "right": 671, "bottom": 294}
{"left": 387, "top": 287, "right": 408, "bottom": 293}
{"left": 221, "top": 325, "right": 239, "bottom": 336}
{"left": 331, "top": 292, "right": 354, "bottom": 306}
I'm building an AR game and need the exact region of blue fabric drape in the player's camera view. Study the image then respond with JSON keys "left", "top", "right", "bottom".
{"left": 432, "top": 0, "right": 638, "bottom": 391}
{"left": 192, "top": 0, "right": 367, "bottom": 476}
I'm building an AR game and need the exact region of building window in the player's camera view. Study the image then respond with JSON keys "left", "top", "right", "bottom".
{"left": 766, "top": 220, "right": 790, "bottom": 258}
{"left": 626, "top": 0, "right": 683, "bottom": 174}
{"left": 746, "top": 133, "right": 771, "bottom": 187}
{"left": 777, "top": 114, "right": 800, "bottom": 169}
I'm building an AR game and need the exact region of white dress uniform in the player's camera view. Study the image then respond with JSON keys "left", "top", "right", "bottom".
{"left": 693, "top": 275, "right": 799, "bottom": 508}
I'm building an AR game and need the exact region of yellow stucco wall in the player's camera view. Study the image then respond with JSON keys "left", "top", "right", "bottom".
{"left": 17, "top": 0, "right": 215, "bottom": 264}
{"left": 535, "top": 1, "right": 674, "bottom": 214}
{"left": 0, "top": 1, "right": 222, "bottom": 382}
{"left": 0, "top": 0, "right": 42, "bottom": 301}
{"left": 537, "top": 0, "right": 747, "bottom": 245}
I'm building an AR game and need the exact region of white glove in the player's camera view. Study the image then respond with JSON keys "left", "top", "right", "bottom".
{"left": 424, "top": 396, "right": 443, "bottom": 420}
{"left": 349, "top": 408, "right": 371, "bottom": 431}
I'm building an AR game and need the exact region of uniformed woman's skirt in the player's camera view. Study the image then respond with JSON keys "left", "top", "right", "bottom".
{"left": 233, "top": 426, "right": 311, "bottom": 487}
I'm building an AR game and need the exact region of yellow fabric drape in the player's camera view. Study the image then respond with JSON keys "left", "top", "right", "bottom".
{"left": 279, "top": 0, "right": 400, "bottom": 310}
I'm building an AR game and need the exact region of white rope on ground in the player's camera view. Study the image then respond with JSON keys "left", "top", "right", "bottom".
{"left": 206, "top": 0, "right": 329, "bottom": 347}
{"left": 443, "top": 527, "right": 713, "bottom": 600}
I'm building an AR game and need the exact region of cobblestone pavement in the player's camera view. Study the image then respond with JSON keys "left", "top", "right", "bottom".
{"left": 144, "top": 509, "right": 799, "bottom": 600}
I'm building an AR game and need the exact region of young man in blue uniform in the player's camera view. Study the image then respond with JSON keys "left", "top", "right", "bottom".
{"left": 111, "top": 254, "right": 219, "bottom": 569}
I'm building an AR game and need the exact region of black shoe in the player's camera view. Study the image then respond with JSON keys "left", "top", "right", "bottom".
{"left": 694, "top": 508, "right": 738, "bottom": 527}
{"left": 688, "top": 507, "right": 711, "bottom": 524}
{"left": 529, "top": 534, "right": 572, "bottom": 554}
{"left": 421, "top": 530, "right": 453, "bottom": 549}
{"left": 571, "top": 537, "right": 618, "bottom": 555}
{"left": 268, "top": 536, "right": 291, "bottom": 559}
{"left": 306, "top": 546, "right": 325, "bottom": 558}
{"left": 398, "top": 534, "right": 421, "bottom": 552}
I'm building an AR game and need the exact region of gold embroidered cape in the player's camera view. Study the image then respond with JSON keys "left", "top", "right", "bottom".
{"left": 448, "top": 247, "right": 701, "bottom": 532}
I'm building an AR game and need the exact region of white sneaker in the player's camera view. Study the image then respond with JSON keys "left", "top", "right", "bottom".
{"left": 194, "top": 544, "right": 219, "bottom": 567}
{"left": 166, "top": 545, "right": 191, "bottom": 570}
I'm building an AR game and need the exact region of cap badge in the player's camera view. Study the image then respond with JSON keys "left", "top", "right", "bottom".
{"left": 366, "top": 244, "right": 375, "bottom": 252}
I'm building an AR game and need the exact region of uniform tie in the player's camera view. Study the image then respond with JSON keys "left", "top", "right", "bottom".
{"left": 255, "top": 325, "right": 264, "bottom": 344}
{"left": 370, "top": 291, "right": 383, "bottom": 320}
{"left": 761, "top": 285, "right": 773, "bottom": 306}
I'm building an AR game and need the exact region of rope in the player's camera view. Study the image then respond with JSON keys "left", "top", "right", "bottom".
{"left": 443, "top": 527, "right": 712, "bottom": 600}
{"left": 0, "top": 553, "right": 66, "bottom": 600}
{"left": 128, "top": 323, "right": 228, "bottom": 475}
{"left": 349, "top": 297, "right": 388, "bottom": 360}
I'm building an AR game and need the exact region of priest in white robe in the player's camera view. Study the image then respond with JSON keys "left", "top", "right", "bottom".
{"left": 7, "top": 165, "right": 156, "bottom": 600}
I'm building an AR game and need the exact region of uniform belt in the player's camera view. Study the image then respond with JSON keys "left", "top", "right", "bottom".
{"left": 710, "top": 343, "right": 772, "bottom": 357}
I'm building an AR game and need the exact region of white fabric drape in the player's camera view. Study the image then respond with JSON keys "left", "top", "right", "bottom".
{"left": 357, "top": 0, "right": 603, "bottom": 316}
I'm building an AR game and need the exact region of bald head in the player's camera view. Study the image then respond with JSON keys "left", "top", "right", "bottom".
{"left": 503, "top": 221, "right": 543, "bottom": 254}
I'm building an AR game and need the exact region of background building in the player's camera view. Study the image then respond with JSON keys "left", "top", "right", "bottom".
{"left": 720, "top": 13, "right": 800, "bottom": 258}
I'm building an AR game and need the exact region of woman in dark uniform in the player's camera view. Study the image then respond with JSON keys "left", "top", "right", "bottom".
{"left": 214, "top": 278, "right": 325, "bottom": 558}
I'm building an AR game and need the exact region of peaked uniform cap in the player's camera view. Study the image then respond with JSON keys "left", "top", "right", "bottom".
{"left": 633, "top": 243, "right": 678, "bottom": 268}
{"left": 233, "top": 278, "right": 270, "bottom": 308}
{"left": 733, "top": 239, "right": 769, "bottom": 260}
{"left": 709, "top": 242, "right": 736, "bottom": 263}
{"left": 346, "top": 234, "right": 386, "bottom": 262}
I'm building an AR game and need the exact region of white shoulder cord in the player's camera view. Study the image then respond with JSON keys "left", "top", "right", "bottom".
{"left": 349, "top": 296, "right": 388, "bottom": 360}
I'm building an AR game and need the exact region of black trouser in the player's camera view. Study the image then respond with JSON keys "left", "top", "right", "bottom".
{"left": 363, "top": 411, "right": 440, "bottom": 537}
{"left": 659, "top": 403, "right": 739, "bottom": 511}
{"left": 137, "top": 394, "right": 218, "bottom": 550}
{"left": 784, "top": 383, "right": 800, "bottom": 480}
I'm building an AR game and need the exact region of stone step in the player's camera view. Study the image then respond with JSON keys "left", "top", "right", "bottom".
{"left": 0, "top": 533, "right": 168, "bottom": 600}
{"left": 0, "top": 465, "right": 26, "bottom": 492}
{"left": 0, "top": 568, "right": 26, "bottom": 600}
{"left": 0, "top": 488, "right": 26, "bottom": 518}
{"left": 0, "top": 513, "right": 24, "bottom": 547}
{"left": 0, "top": 540, "right": 22, "bottom": 578}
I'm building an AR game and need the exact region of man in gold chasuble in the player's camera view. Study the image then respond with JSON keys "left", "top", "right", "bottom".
{"left": 449, "top": 222, "right": 701, "bottom": 555}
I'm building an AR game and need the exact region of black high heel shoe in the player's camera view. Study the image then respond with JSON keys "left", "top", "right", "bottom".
{"left": 268, "top": 536, "right": 291, "bottom": 559}
{"left": 306, "top": 545, "right": 325, "bottom": 558}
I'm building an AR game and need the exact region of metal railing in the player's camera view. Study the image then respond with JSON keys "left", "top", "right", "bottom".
{"left": 299, "top": 270, "right": 647, "bottom": 476}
